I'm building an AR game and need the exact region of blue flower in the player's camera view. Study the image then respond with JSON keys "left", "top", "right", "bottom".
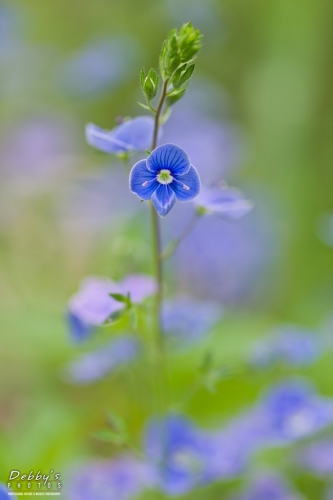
{"left": 162, "top": 295, "right": 222, "bottom": 347}
{"left": 85, "top": 116, "right": 155, "bottom": 155}
{"left": 295, "top": 439, "right": 333, "bottom": 477}
{"left": 66, "top": 456, "right": 152, "bottom": 500}
{"left": 65, "top": 335, "right": 140, "bottom": 384}
{"left": 144, "top": 415, "right": 209, "bottom": 496}
{"left": 129, "top": 144, "right": 200, "bottom": 217}
{"left": 144, "top": 415, "right": 246, "bottom": 496}
{"left": 230, "top": 473, "right": 301, "bottom": 500}
{"left": 250, "top": 325, "right": 320, "bottom": 368}
{"left": 259, "top": 379, "right": 333, "bottom": 442}
{"left": 194, "top": 184, "right": 253, "bottom": 219}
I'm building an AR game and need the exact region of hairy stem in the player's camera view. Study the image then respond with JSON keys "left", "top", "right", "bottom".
{"left": 150, "top": 80, "right": 169, "bottom": 418}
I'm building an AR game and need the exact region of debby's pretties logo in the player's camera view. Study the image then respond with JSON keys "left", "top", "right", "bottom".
{"left": 7, "top": 470, "right": 62, "bottom": 495}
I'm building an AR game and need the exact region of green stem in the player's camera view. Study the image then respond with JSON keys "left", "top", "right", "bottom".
{"left": 150, "top": 80, "right": 170, "bottom": 418}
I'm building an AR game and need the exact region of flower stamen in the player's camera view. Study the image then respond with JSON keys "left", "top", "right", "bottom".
{"left": 173, "top": 178, "right": 190, "bottom": 190}
{"left": 157, "top": 169, "right": 173, "bottom": 185}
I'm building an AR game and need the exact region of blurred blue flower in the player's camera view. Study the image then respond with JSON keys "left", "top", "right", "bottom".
{"left": 195, "top": 185, "right": 254, "bottom": 219}
{"left": 144, "top": 415, "right": 210, "bottom": 496}
{"left": 68, "top": 274, "right": 156, "bottom": 341}
{"left": 67, "top": 456, "right": 151, "bottom": 500}
{"left": 250, "top": 325, "right": 320, "bottom": 368}
{"left": 295, "top": 439, "right": 333, "bottom": 477}
{"left": 259, "top": 379, "right": 333, "bottom": 443}
{"left": 230, "top": 473, "right": 302, "bottom": 500}
{"left": 86, "top": 116, "right": 155, "bottom": 155}
{"left": 130, "top": 144, "right": 200, "bottom": 217}
{"left": 120, "top": 274, "right": 157, "bottom": 304}
{"left": 65, "top": 335, "right": 140, "bottom": 384}
{"left": 56, "top": 36, "right": 141, "bottom": 99}
{"left": 162, "top": 295, "right": 222, "bottom": 346}
{"left": 0, "top": 484, "right": 12, "bottom": 500}
{"left": 144, "top": 415, "right": 246, "bottom": 496}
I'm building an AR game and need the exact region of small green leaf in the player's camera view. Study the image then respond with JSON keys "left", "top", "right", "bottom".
{"left": 106, "top": 410, "right": 127, "bottom": 433}
{"left": 139, "top": 67, "right": 146, "bottom": 90}
{"left": 137, "top": 101, "right": 154, "bottom": 112}
{"left": 148, "top": 68, "right": 159, "bottom": 88}
{"left": 109, "top": 293, "right": 129, "bottom": 304}
{"left": 167, "top": 87, "right": 187, "bottom": 106}
{"left": 94, "top": 429, "right": 127, "bottom": 444}
{"left": 173, "top": 64, "right": 195, "bottom": 88}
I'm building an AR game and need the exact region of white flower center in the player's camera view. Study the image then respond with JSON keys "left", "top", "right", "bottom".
{"left": 157, "top": 169, "right": 173, "bottom": 185}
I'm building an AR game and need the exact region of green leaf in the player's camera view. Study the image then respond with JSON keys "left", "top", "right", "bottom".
{"left": 109, "top": 293, "right": 129, "bottom": 304}
{"left": 173, "top": 64, "right": 195, "bottom": 88}
{"left": 148, "top": 68, "right": 159, "bottom": 88}
{"left": 139, "top": 67, "right": 146, "bottom": 90}
{"left": 107, "top": 309, "right": 124, "bottom": 322}
{"left": 106, "top": 410, "right": 127, "bottom": 433}
{"left": 167, "top": 87, "right": 187, "bottom": 106}
{"left": 94, "top": 429, "right": 127, "bottom": 445}
{"left": 137, "top": 101, "right": 153, "bottom": 112}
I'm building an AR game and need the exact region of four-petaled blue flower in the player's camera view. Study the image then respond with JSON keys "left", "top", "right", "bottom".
{"left": 129, "top": 143, "right": 201, "bottom": 217}
{"left": 85, "top": 116, "right": 156, "bottom": 155}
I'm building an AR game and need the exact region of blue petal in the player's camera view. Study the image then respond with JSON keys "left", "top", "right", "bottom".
{"left": 172, "top": 165, "right": 200, "bottom": 202}
{"left": 129, "top": 159, "right": 158, "bottom": 200}
{"left": 67, "top": 311, "right": 94, "bottom": 342}
{"left": 152, "top": 184, "right": 176, "bottom": 217}
{"left": 112, "top": 116, "right": 155, "bottom": 152}
{"left": 147, "top": 144, "right": 190, "bottom": 175}
{"left": 85, "top": 123, "right": 129, "bottom": 154}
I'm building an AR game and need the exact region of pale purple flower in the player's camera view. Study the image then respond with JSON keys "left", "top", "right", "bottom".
{"left": 66, "top": 456, "right": 152, "bottom": 500}
{"left": 65, "top": 335, "right": 140, "bottom": 384}
{"left": 120, "top": 274, "right": 157, "bottom": 304}
{"left": 195, "top": 185, "right": 253, "bottom": 219}
{"left": 295, "top": 439, "right": 333, "bottom": 477}
{"left": 67, "top": 274, "right": 156, "bottom": 341}
{"left": 230, "top": 473, "right": 302, "bottom": 500}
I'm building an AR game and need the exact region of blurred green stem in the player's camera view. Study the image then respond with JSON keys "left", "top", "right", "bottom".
{"left": 150, "top": 80, "right": 169, "bottom": 417}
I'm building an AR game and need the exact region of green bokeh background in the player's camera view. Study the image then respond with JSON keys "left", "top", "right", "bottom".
{"left": 1, "top": 0, "right": 333, "bottom": 498}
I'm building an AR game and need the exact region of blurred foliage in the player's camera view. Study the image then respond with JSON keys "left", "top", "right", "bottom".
{"left": 1, "top": 0, "right": 333, "bottom": 498}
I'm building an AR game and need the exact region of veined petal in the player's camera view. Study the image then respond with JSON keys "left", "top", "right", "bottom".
{"left": 147, "top": 144, "right": 190, "bottom": 175}
{"left": 85, "top": 123, "right": 129, "bottom": 154}
{"left": 129, "top": 159, "right": 158, "bottom": 200}
{"left": 152, "top": 184, "right": 176, "bottom": 217}
{"left": 112, "top": 116, "right": 155, "bottom": 152}
{"left": 172, "top": 165, "right": 200, "bottom": 202}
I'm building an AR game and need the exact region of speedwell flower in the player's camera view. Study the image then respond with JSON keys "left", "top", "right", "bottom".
{"left": 194, "top": 184, "right": 253, "bottom": 219}
{"left": 129, "top": 143, "right": 200, "bottom": 217}
{"left": 85, "top": 116, "right": 155, "bottom": 155}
